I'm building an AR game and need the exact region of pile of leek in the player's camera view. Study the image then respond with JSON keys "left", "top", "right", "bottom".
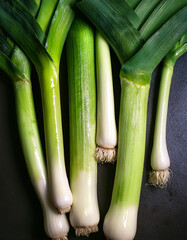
{"left": 76, "top": 0, "right": 187, "bottom": 239}
{"left": 0, "top": 0, "right": 74, "bottom": 213}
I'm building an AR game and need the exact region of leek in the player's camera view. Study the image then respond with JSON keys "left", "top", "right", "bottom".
{"left": 41, "top": 0, "right": 75, "bottom": 213}
{"left": 95, "top": 31, "right": 117, "bottom": 163}
{"left": 149, "top": 35, "right": 187, "bottom": 187}
{"left": 66, "top": 17, "right": 99, "bottom": 236}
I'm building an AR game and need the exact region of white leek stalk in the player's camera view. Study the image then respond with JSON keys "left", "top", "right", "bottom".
{"left": 95, "top": 31, "right": 117, "bottom": 163}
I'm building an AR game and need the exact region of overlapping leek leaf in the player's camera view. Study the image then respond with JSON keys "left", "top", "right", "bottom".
{"left": 0, "top": 34, "right": 13, "bottom": 57}
{"left": 6, "top": 0, "right": 43, "bottom": 79}
{"left": 140, "top": 0, "right": 187, "bottom": 40}
{"left": 9, "top": 0, "right": 40, "bottom": 16}
{"left": 125, "top": 0, "right": 141, "bottom": 9}
{"left": 0, "top": 1, "right": 53, "bottom": 70}
{"left": 76, "top": 0, "right": 144, "bottom": 64}
{"left": 121, "top": 6, "right": 187, "bottom": 84}
{"left": 36, "top": 0, "right": 58, "bottom": 33}
{"left": 135, "top": 0, "right": 162, "bottom": 28}
{"left": 46, "top": 0, "right": 75, "bottom": 68}
{"left": 6, "top": 0, "right": 45, "bottom": 42}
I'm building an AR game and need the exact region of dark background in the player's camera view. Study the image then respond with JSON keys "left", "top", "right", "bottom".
{"left": 0, "top": 46, "right": 186, "bottom": 240}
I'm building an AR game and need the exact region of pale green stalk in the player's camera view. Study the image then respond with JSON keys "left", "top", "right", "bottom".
{"left": 104, "top": 78, "right": 149, "bottom": 240}
{"left": 149, "top": 39, "right": 187, "bottom": 187}
{"left": 39, "top": 0, "right": 75, "bottom": 213}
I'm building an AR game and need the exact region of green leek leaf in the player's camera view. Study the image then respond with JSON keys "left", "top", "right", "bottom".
{"left": 125, "top": 0, "right": 141, "bottom": 9}
{"left": 135, "top": 0, "right": 162, "bottom": 28}
{"left": 121, "top": 6, "right": 187, "bottom": 84}
{"left": 0, "top": 50, "right": 25, "bottom": 82}
{"left": 140, "top": 0, "right": 187, "bottom": 40}
{"left": 5, "top": 0, "right": 45, "bottom": 42}
{"left": 8, "top": 0, "right": 40, "bottom": 16}
{"left": 0, "top": 34, "right": 13, "bottom": 57}
{"left": 76, "top": 0, "right": 144, "bottom": 64}
{"left": 0, "top": 0, "right": 53, "bottom": 69}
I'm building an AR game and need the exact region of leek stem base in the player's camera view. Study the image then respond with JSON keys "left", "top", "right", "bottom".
{"left": 57, "top": 206, "right": 71, "bottom": 215}
{"left": 52, "top": 235, "right": 68, "bottom": 240}
{"left": 95, "top": 146, "right": 117, "bottom": 163}
{"left": 148, "top": 168, "right": 172, "bottom": 188}
{"left": 75, "top": 225, "right": 98, "bottom": 237}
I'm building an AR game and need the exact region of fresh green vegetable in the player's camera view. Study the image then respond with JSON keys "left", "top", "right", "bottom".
{"left": 149, "top": 34, "right": 187, "bottom": 187}
{"left": 66, "top": 17, "right": 99, "bottom": 236}
{"left": 40, "top": 0, "right": 76, "bottom": 214}
{"left": 95, "top": 31, "right": 117, "bottom": 163}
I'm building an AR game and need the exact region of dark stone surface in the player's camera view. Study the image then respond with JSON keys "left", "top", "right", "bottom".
{"left": 0, "top": 48, "right": 186, "bottom": 240}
